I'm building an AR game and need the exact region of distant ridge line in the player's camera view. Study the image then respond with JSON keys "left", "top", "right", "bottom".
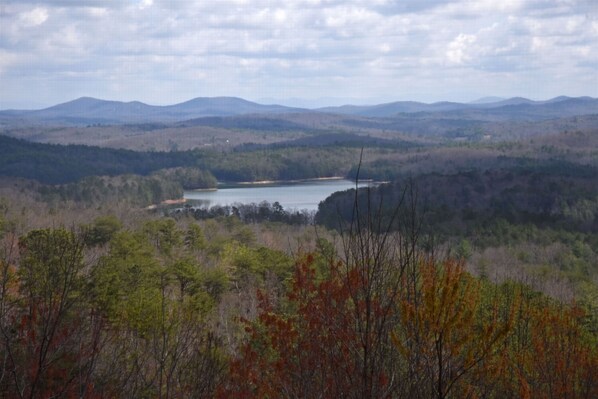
{"left": 0, "top": 95, "right": 596, "bottom": 125}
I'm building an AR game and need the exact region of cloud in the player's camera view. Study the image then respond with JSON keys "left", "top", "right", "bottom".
{"left": 2, "top": 0, "right": 123, "bottom": 8}
{"left": 18, "top": 7, "right": 48, "bottom": 26}
{"left": 446, "top": 34, "right": 477, "bottom": 64}
{"left": 0, "top": 0, "right": 596, "bottom": 108}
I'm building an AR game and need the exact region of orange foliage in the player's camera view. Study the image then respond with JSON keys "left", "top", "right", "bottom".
{"left": 218, "top": 254, "right": 389, "bottom": 398}
{"left": 394, "top": 258, "right": 513, "bottom": 399}
{"left": 514, "top": 304, "right": 598, "bottom": 399}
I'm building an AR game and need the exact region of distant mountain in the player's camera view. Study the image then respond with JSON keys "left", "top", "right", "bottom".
{"left": 162, "top": 97, "right": 295, "bottom": 117}
{"left": 484, "top": 97, "right": 536, "bottom": 107}
{"left": 440, "top": 97, "right": 598, "bottom": 121}
{"left": 318, "top": 96, "right": 598, "bottom": 120}
{"left": 0, "top": 97, "right": 306, "bottom": 125}
{"left": 257, "top": 97, "right": 380, "bottom": 108}
{"left": 318, "top": 101, "right": 469, "bottom": 116}
{"left": 1, "top": 96, "right": 596, "bottom": 126}
{"left": 18, "top": 97, "right": 157, "bottom": 124}
{"left": 469, "top": 96, "right": 506, "bottom": 104}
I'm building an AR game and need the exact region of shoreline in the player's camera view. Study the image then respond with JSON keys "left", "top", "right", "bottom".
{"left": 153, "top": 177, "right": 385, "bottom": 210}
{"left": 232, "top": 176, "right": 347, "bottom": 186}
{"left": 145, "top": 197, "right": 188, "bottom": 210}
{"left": 188, "top": 187, "right": 218, "bottom": 192}
{"left": 161, "top": 198, "right": 187, "bottom": 205}
{"left": 186, "top": 177, "right": 381, "bottom": 191}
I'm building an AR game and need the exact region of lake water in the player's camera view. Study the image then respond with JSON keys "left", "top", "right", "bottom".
{"left": 184, "top": 179, "right": 359, "bottom": 211}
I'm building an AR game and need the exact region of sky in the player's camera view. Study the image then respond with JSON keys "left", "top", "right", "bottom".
{"left": 0, "top": 0, "right": 597, "bottom": 109}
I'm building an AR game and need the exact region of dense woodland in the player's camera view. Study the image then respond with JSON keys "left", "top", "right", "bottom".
{"left": 0, "top": 185, "right": 596, "bottom": 398}
{"left": 0, "top": 135, "right": 361, "bottom": 185}
{"left": 0, "top": 98, "right": 597, "bottom": 397}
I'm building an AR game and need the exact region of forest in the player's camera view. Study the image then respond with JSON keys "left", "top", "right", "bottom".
{"left": 0, "top": 98, "right": 597, "bottom": 398}
{"left": 0, "top": 166, "right": 597, "bottom": 398}
{"left": 0, "top": 135, "right": 361, "bottom": 185}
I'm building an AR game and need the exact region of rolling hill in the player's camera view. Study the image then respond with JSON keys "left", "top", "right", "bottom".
{"left": 1, "top": 96, "right": 596, "bottom": 151}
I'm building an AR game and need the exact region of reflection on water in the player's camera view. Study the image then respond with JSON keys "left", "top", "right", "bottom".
{"left": 184, "top": 179, "right": 363, "bottom": 211}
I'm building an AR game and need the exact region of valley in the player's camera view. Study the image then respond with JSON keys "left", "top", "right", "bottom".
{"left": 0, "top": 95, "right": 597, "bottom": 398}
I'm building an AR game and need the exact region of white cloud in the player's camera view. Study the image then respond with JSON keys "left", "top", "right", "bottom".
{"left": 19, "top": 7, "right": 48, "bottom": 27}
{"left": 446, "top": 34, "right": 477, "bottom": 64}
{"left": 0, "top": 0, "right": 596, "bottom": 108}
{"left": 86, "top": 7, "right": 108, "bottom": 18}
{"left": 139, "top": 0, "right": 154, "bottom": 10}
{"left": 0, "top": 50, "right": 21, "bottom": 75}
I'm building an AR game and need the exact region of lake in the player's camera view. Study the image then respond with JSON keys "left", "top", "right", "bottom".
{"left": 184, "top": 179, "right": 360, "bottom": 211}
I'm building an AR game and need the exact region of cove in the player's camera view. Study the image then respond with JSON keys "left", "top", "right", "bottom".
{"left": 184, "top": 179, "right": 362, "bottom": 211}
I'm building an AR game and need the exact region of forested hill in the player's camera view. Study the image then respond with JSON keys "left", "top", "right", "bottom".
{"left": 0, "top": 135, "right": 197, "bottom": 184}
{"left": 0, "top": 135, "right": 362, "bottom": 184}
{"left": 316, "top": 164, "right": 598, "bottom": 237}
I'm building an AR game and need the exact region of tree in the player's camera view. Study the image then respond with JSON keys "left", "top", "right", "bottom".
{"left": 82, "top": 215, "right": 122, "bottom": 247}
{"left": 89, "top": 225, "right": 224, "bottom": 398}
{"left": 184, "top": 222, "right": 206, "bottom": 251}
{"left": 143, "top": 218, "right": 182, "bottom": 257}
{"left": 219, "top": 255, "right": 367, "bottom": 398}
{"left": 393, "top": 258, "right": 513, "bottom": 399}
{"left": 503, "top": 300, "right": 598, "bottom": 399}
{"left": 1, "top": 228, "right": 103, "bottom": 398}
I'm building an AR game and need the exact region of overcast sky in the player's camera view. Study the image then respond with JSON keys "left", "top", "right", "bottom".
{"left": 1, "top": 0, "right": 597, "bottom": 109}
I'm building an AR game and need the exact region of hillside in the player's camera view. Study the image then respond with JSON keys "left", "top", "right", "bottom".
{"left": 0, "top": 135, "right": 201, "bottom": 184}
{"left": 1, "top": 100, "right": 597, "bottom": 398}
{"left": 2, "top": 111, "right": 596, "bottom": 151}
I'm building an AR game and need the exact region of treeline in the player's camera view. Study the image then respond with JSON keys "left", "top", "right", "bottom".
{"left": 172, "top": 201, "right": 315, "bottom": 225}
{"left": 347, "top": 151, "right": 598, "bottom": 182}
{"left": 39, "top": 174, "right": 182, "bottom": 207}
{"left": 318, "top": 166, "right": 598, "bottom": 234}
{"left": 154, "top": 167, "right": 217, "bottom": 190}
{"left": 196, "top": 147, "right": 360, "bottom": 182}
{"left": 37, "top": 167, "right": 217, "bottom": 207}
{"left": 0, "top": 208, "right": 596, "bottom": 398}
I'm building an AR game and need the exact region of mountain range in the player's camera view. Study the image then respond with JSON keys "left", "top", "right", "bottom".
{"left": 0, "top": 97, "right": 305, "bottom": 125}
{"left": 317, "top": 96, "right": 597, "bottom": 118}
{"left": 0, "top": 96, "right": 596, "bottom": 126}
